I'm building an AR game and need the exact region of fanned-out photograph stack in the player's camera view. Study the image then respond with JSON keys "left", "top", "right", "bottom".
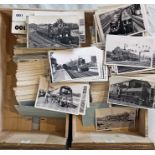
{"left": 7, "top": 4, "right": 155, "bottom": 148}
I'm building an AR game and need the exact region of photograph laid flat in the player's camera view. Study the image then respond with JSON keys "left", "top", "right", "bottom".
{"left": 96, "top": 4, "right": 146, "bottom": 40}
{"left": 35, "top": 77, "right": 89, "bottom": 115}
{"left": 108, "top": 76, "right": 155, "bottom": 109}
{"left": 27, "top": 15, "right": 80, "bottom": 48}
{"left": 49, "top": 46, "right": 106, "bottom": 82}
{"left": 96, "top": 107, "right": 137, "bottom": 131}
{"left": 105, "top": 35, "right": 155, "bottom": 68}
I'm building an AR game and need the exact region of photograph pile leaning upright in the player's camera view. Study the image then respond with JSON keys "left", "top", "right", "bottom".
{"left": 108, "top": 75, "right": 155, "bottom": 109}
{"left": 95, "top": 4, "right": 147, "bottom": 40}
{"left": 105, "top": 35, "right": 155, "bottom": 68}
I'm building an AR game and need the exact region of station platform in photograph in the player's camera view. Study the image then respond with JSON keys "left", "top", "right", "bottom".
{"left": 53, "top": 68, "right": 98, "bottom": 81}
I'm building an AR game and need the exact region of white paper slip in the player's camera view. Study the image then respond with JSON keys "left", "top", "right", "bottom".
{"left": 11, "top": 21, "right": 26, "bottom": 34}
{"left": 12, "top": 10, "right": 34, "bottom": 22}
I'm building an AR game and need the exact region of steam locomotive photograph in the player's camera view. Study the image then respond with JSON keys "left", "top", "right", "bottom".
{"left": 49, "top": 48, "right": 101, "bottom": 82}
{"left": 108, "top": 77, "right": 155, "bottom": 109}
{"left": 105, "top": 35, "right": 153, "bottom": 68}
{"left": 96, "top": 107, "right": 136, "bottom": 131}
{"left": 27, "top": 15, "right": 80, "bottom": 48}
{"left": 35, "top": 77, "right": 88, "bottom": 115}
{"left": 97, "top": 4, "right": 146, "bottom": 37}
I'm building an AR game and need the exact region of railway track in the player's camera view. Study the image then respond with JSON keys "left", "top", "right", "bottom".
{"left": 30, "top": 31, "right": 53, "bottom": 47}
{"left": 29, "top": 31, "right": 78, "bottom": 48}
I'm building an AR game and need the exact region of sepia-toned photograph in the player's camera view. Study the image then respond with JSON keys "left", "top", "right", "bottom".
{"left": 27, "top": 15, "right": 80, "bottom": 48}
{"left": 96, "top": 4, "right": 146, "bottom": 39}
{"left": 105, "top": 35, "right": 154, "bottom": 68}
{"left": 49, "top": 47, "right": 104, "bottom": 82}
{"left": 108, "top": 76, "right": 155, "bottom": 109}
{"left": 96, "top": 107, "right": 137, "bottom": 131}
{"left": 35, "top": 77, "right": 89, "bottom": 115}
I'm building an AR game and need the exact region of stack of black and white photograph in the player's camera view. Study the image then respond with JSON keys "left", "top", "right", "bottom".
{"left": 35, "top": 77, "right": 90, "bottom": 115}
{"left": 48, "top": 46, "right": 108, "bottom": 82}
{"left": 11, "top": 4, "right": 155, "bottom": 133}
{"left": 12, "top": 10, "right": 86, "bottom": 48}
{"left": 94, "top": 4, "right": 148, "bottom": 42}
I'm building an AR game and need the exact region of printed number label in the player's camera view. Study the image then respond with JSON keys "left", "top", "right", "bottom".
{"left": 15, "top": 25, "right": 26, "bottom": 30}
{"left": 16, "top": 14, "right": 24, "bottom": 17}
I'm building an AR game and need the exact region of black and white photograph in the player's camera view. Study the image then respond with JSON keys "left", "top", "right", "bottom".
{"left": 35, "top": 77, "right": 89, "bottom": 115}
{"left": 27, "top": 15, "right": 80, "bottom": 48}
{"left": 117, "top": 66, "right": 146, "bottom": 74}
{"left": 105, "top": 35, "right": 154, "bottom": 68}
{"left": 108, "top": 76, "right": 155, "bottom": 109}
{"left": 34, "top": 11, "right": 85, "bottom": 43}
{"left": 96, "top": 4, "right": 146, "bottom": 39}
{"left": 96, "top": 107, "right": 137, "bottom": 131}
{"left": 49, "top": 47, "right": 104, "bottom": 82}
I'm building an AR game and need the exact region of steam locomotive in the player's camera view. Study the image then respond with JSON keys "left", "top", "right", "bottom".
{"left": 36, "top": 19, "right": 79, "bottom": 45}
{"left": 109, "top": 13, "right": 121, "bottom": 34}
{"left": 109, "top": 47, "right": 139, "bottom": 61}
{"left": 109, "top": 8, "right": 134, "bottom": 34}
{"left": 63, "top": 58, "right": 89, "bottom": 72}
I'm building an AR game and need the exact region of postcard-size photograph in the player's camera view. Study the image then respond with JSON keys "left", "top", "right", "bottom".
{"left": 34, "top": 11, "right": 86, "bottom": 43}
{"left": 96, "top": 107, "right": 137, "bottom": 131}
{"left": 95, "top": 4, "right": 147, "bottom": 40}
{"left": 108, "top": 76, "right": 155, "bottom": 109}
{"left": 49, "top": 46, "right": 106, "bottom": 82}
{"left": 105, "top": 35, "right": 155, "bottom": 68}
{"left": 27, "top": 15, "right": 80, "bottom": 48}
{"left": 35, "top": 77, "right": 89, "bottom": 115}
